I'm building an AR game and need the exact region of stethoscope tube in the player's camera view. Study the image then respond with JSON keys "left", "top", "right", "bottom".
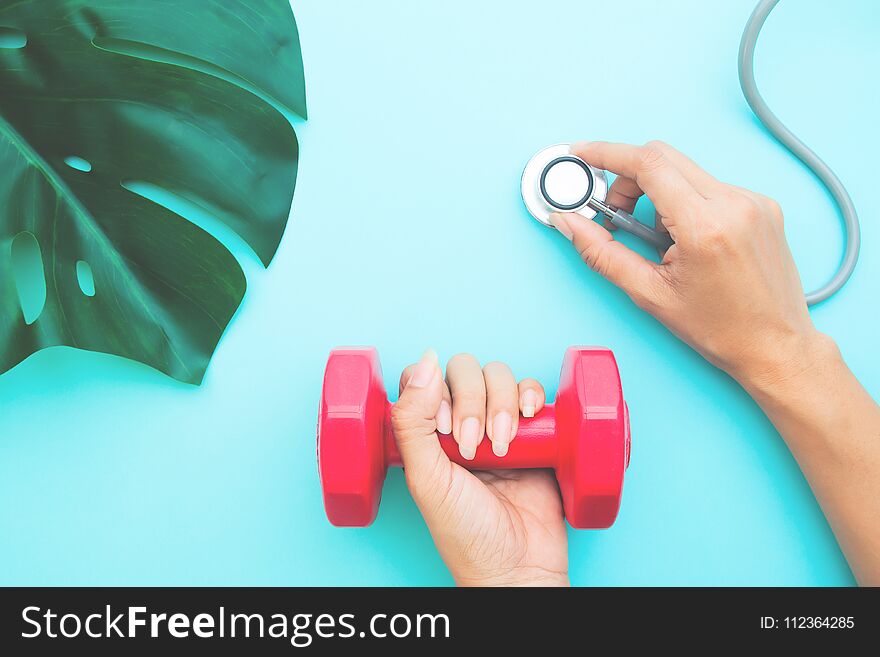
{"left": 589, "top": 197, "right": 674, "bottom": 252}
{"left": 739, "top": 0, "right": 860, "bottom": 305}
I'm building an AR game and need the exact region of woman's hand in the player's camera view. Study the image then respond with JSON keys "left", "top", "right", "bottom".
{"left": 391, "top": 350, "right": 568, "bottom": 587}
{"left": 549, "top": 140, "right": 830, "bottom": 388}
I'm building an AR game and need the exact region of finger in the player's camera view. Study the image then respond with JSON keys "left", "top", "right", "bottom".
{"left": 586, "top": 140, "right": 724, "bottom": 205}
{"left": 400, "top": 364, "right": 452, "bottom": 435}
{"left": 391, "top": 350, "right": 448, "bottom": 488}
{"left": 483, "top": 362, "right": 519, "bottom": 457}
{"left": 518, "top": 379, "right": 546, "bottom": 418}
{"left": 399, "top": 364, "right": 416, "bottom": 394}
{"left": 605, "top": 175, "right": 643, "bottom": 214}
{"left": 437, "top": 381, "right": 453, "bottom": 435}
{"left": 446, "top": 353, "right": 486, "bottom": 461}
{"left": 571, "top": 141, "right": 704, "bottom": 228}
{"left": 550, "top": 212, "right": 664, "bottom": 306}
{"left": 644, "top": 141, "right": 724, "bottom": 197}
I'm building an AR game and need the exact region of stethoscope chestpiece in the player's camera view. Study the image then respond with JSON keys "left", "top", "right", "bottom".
{"left": 521, "top": 144, "right": 608, "bottom": 228}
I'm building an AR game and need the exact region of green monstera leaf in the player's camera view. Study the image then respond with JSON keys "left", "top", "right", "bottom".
{"left": 0, "top": 0, "right": 305, "bottom": 384}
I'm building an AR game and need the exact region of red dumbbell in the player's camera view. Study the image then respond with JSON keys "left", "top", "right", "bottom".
{"left": 318, "top": 347, "right": 631, "bottom": 529}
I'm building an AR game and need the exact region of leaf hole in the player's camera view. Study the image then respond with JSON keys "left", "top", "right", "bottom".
{"left": 64, "top": 156, "right": 93, "bottom": 173}
{"left": 76, "top": 260, "right": 96, "bottom": 297}
{"left": 0, "top": 27, "right": 27, "bottom": 49}
{"left": 11, "top": 232, "right": 47, "bottom": 325}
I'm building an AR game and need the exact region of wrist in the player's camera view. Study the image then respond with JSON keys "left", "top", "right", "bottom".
{"left": 732, "top": 330, "right": 841, "bottom": 400}
{"left": 455, "top": 566, "right": 570, "bottom": 588}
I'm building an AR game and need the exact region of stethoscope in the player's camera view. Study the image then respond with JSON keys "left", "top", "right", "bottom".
{"left": 519, "top": 0, "right": 860, "bottom": 305}
{"left": 521, "top": 144, "right": 674, "bottom": 252}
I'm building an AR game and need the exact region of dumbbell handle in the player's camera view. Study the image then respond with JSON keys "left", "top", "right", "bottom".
{"left": 382, "top": 401, "right": 558, "bottom": 469}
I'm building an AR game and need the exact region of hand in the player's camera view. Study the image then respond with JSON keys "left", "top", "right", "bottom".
{"left": 549, "top": 140, "right": 831, "bottom": 387}
{"left": 391, "top": 350, "right": 569, "bottom": 587}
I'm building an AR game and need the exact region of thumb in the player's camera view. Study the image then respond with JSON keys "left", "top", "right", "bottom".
{"left": 391, "top": 349, "right": 449, "bottom": 491}
{"left": 550, "top": 212, "right": 661, "bottom": 304}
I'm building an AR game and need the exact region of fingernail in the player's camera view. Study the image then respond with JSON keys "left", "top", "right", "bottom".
{"left": 436, "top": 400, "right": 452, "bottom": 434}
{"left": 491, "top": 412, "right": 512, "bottom": 457}
{"left": 459, "top": 417, "right": 481, "bottom": 460}
{"left": 521, "top": 389, "right": 538, "bottom": 418}
{"left": 549, "top": 213, "right": 574, "bottom": 240}
{"left": 410, "top": 348, "right": 438, "bottom": 388}
{"left": 570, "top": 141, "right": 593, "bottom": 153}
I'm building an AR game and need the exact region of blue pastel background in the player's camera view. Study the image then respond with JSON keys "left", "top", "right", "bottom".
{"left": 1, "top": 0, "right": 877, "bottom": 585}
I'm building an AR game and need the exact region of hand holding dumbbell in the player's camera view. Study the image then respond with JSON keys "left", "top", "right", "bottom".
{"left": 318, "top": 347, "right": 631, "bottom": 529}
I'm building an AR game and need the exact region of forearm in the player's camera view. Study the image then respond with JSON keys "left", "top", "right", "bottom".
{"left": 736, "top": 333, "right": 880, "bottom": 585}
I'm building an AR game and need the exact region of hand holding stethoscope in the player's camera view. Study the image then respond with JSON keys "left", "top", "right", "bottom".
{"left": 522, "top": 144, "right": 674, "bottom": 253}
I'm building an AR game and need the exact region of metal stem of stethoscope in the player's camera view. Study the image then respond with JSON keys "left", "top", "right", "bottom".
{"left": 587, "top": 196, "right": 675, "bottom": 252}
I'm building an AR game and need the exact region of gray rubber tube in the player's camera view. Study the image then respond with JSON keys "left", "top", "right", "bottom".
{"left": 608, "top": 207, "right": 675, "bottom": 252}
{"left": 739, "top": 0, "right": 860, "bottom": 305}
